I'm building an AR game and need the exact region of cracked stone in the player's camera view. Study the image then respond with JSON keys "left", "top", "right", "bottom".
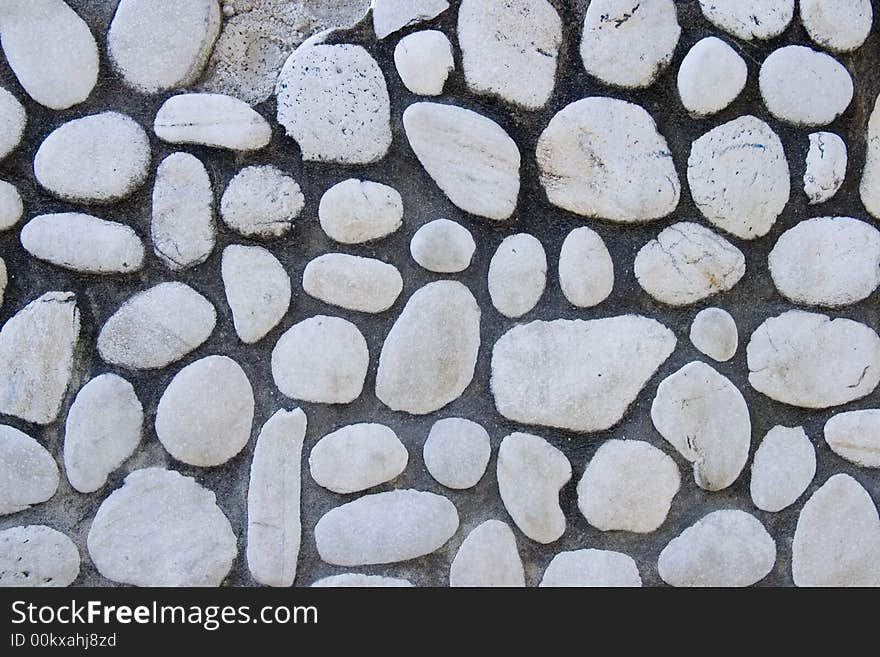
{"left": 804, "top": 132, "right": 846, "bottom": 205}
{"left": 309, "top": 423, "right": 408, "bottom": 494}
{"left": 750, "top": 425, "right": 816, "bottom": 512}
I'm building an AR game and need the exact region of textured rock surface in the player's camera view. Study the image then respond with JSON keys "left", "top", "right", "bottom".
{"left": 315, "top": 489, "right": 459, "bottom": 566}
{"left": 800, "top": 0, "right": 872, "bottom": 52}
{"left": 698, "top": 0, "right": 794, "bottom": 41}
{"left": 373, "top": 0, "right": 449, "bottom": 39}
{"left": 221, "top": 165, "right": 304, "bottom": 237}
{"left": 824, "top": 410, "right": 880, "bottom": 468}
{"left": 309, "top": 423, "right": 407, "bottom": 494}
{"left": 750, "top": 426, "right": 816, "bottom": 512}
{"left": 87, "top": 468, "right": 237, "bottom": 586}
{"left": 154, "top": 93, "right": 271, "bottom": 151}
{"left": 488, "top": 233, "right": 547, "bottom": 319}
{"left": 804, "top": 132, "right": 847, "bottom": 204}
{"left": 303, "top": 253, "right": 402, "bottom": 313}
{"left": 0, "top": 525, "right": 79, "bottom": 587}
{"left": 492, "top": 317, "right": 675, "bottom": 433}
{"left": 423, "top": 417, "right": 490, "bottom": 490}
{"left": 690, "top": 307, "right": 738, "bottom": 362}
{"left": 677, "top": 37, "right": 746, "bottom": 116}
{"left": 540, "top": 549, "right": 642, "bottom": 587}
{"left": 222, "top": 245, "right": 291, "bottom": 343}
{"left": 0, "top": 425, "right": 59, "bottom": 516}
{"left": 537, "top": 97, "right": 679, "bottom": 222}
{"left": 0, "top": 180, "right": 22, "bottom": 231}
{"left": 449, "top": 519, "right": 524, "bottom": 587}
{"left": 319, "top": 179, "right": 403, "bottom": 244}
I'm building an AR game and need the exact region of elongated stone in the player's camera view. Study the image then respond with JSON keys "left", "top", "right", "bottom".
{"left": 303, "top": 254, "right": 402, "bottom": 314}
{"left": 154, "top": 93, "right": 271, "bottom": 151}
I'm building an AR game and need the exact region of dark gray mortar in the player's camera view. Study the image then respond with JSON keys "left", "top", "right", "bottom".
{"left": 1, "top": 0, "right": 879, "bottom": 587}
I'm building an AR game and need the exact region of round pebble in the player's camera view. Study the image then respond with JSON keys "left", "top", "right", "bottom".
{"left": 410, "top": 219, "right": 476, "bottom": 273}
{"left": 423, "top": 418, "right": 491, "bottom": 490}
{"left": 800, "top": 0, "right": 872, "bottom": 52}
{"left": 394, "top": 30, "right": 454, "bottom": 96}
{"left": 690, "top": 307, "right": 738, "bottom": 362}
{"left": 221, "top": 165, "right": 304, "bottom": 238}
{"left": 677, "top": 37, "right": 747, "bottom": 116}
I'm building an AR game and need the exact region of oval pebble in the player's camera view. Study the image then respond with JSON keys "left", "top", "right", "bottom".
{"left": 315, "top": 489, "right": 459, "bottom": 566}
{"left": 497, "top": 432, "right": 571, "bottom": 544}
{"left": 272, "top": 316, "right": 369, "bottom": 405}
{"left": 698, "top": 0, "right": 794, "bottom": 40}
{"left": 759, "top": 46, "right": 853, "bottom": 127}
{"left": 156, "top": 355, "right": 254, "bottom": 467}
{"left": 0, "top": 525, "right": 79, "bottom": 587}
{"left": 0, "top": 180, "right": 23, "bottom": 231}
{"left": 688, "top": 115, "right": 790, "bottom": 239}
{"left": 558, "top": 227, "right": 614, "bottom": 308}
{"left": 221, "top": 165, "right": 304, "bottom": 238}
{"left": 747, "top": 310, "right": 880, "bottom": 408}
{"left": 154, "top": 93, "right": 271, "bottom": 151}
{"left": 580, "top": 0, "right": 680, "bottom": 89}
{"left": 394, "top": 30, "right": 454, "bottom": 96}
{"left": 423, "top": 417, "right": 491, "bottom": 490}
{"left": 652, "top": 361, "right": 751, "bottom": 491}
{"left": 303, "top": 254, "right": 403, "bottom": 314}
{"left": 635, "top": 222, "right": 745, "bottom": 306}
{"left": 410, "top": 219, "right": 475, "bottom": 274}
{"left": 312, "top": 574, "right": 413, "bottom": 587}
{"left": 677, "top": 37, "right": 747, "bottom": 117}
{"left": 222, "top": 245, "right": 291, "bottom": 344}
{"left": 577, "top": 439, "right": 680, "bottom": 533}
{"left": 0, "top": 425, "right": 59, "bottom": 516}
{"left": 309, "top": 423, "right": 408, "bottom": 494}
{"left": 488, "top": 233, "right": 547, "bottom": 318}
{"left": 21, "top": 213, "right": 145, "bottom": 274}
{"left": 87, "top": 468, "right": 237, "bottom": 586}
{"left": 0, "top": 87, "right": 26, "bottom": 160}
{"left": 108, "top": 0, "right": 221, "bottom": 94}
{"left": 319, "top": 179, "right": 403, "bottom": 244}
{"left": 449, "top": 519, "right": 524, "bottom": 587}
{"left": 63, "top": 374, "right": 143, "bottom": 494}
{"left": 0, "top": 0, "right": 99, "bottom": 109}
{"left": 540, "top": 549, "right": 641, "bottom": 587}
{"left": 34, "top": 112, "right": 151, "bottom": 204}
{"left": 862, "top": 96, "right": 880, "bottom": 219}
{"left": 690, "top": 307, "right": 738, "bottom": 362}
{"left": 824, "top": 410, "right": 880, "bottom": 468}
{"left": 658, "top": 510, "right": 776, "bottom": 587}
{"left": 804, "top": 132, "right": 846, "bottom": 205}
{"left": 151, "top": 152, "right": 215, "bottom": 271}
{"left": 800, "top": 0, "right": 872, "bottom": 52}
{"left": 769, "top": 216, "right": 880, "bottom": 307}
{"left": 750, "top": 426, "right": 816, "bottom": 512}
{"left": 97, "top": 282, "right": 216, "bottom": 370}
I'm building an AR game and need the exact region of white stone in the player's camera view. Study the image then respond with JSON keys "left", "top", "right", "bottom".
{"left": 277, "top": 43, "right": 391, "bottom": 164}
{"left": 0, "top": 425, "right": 58, "bottom": 516}
{"left": 0, "top": 291, "right": 79, "bottom": 425}
{"left": 394, "top": 30, "right": 454, "bottom": 96}
{"left": 319, "top": 179, "right": 403, "bottom": 244}
{"left": 220, "top": 165, "right": 304, "bottom": 238}
{"left": 154, "top": 93, "right": 271, "bottom": 151}
{"left": 759, "top": 46, "right": 853, "bottom": 127}
{"left": 488, "top": 233, "right": 547, "bottom": 318}
{"left": 309, "top": 424, "right": 408, "bottom": 494}
{"left": 496, "top": 432, "right": 571, "bottom": 544}
{"left": 747, "top": 310, "right": 880, "bottom": 408}
{"left": 151, "top": 152, "right": 215, "bottom": 271}
{"left": 450, "top": 520, "right": 524, "bottom": 587}
{"left": 373, "top": 0, "right": 449, "bottom": 39}
{"left": 410, "top": 219, "right": 475, "bottom": 273}
{"left": 0, "top": 0, "right": 98, "bottom": 109}
{"left": 677, "top": 37, "right": 747, "bottom": 116}
{"left": 97, "top": 282, "right": 216, "bottom": 370}
{"left": 652, "top": 361, "right": 751, "bottom": 492}
{"left": 804, "top": 132, "right": 846, "bottom": 204}
{"left": 634, "top": 222, "right": 745, "bottom": 306}
{"left": 800, "top": 0, "right": 872, "bottom": 52}
{"left": 577, "top": 439, "right": 680, "bottom": 533}
{"left": 491, "top": 316, "right": 676, "bottom": 433}
{"left": 21, "top": 213, "right": 145, "bottom": 274}
{"left": 558, "top": 227, "right": 614, "bottom": 308}
{"left": 108, "top": 0, "right": 221, "bottom": 94}
{"left": 87, "top": 468, "right": 237, "bottom": 587}
{"left": 34, "top": 112, "right": 151, "bottom": 204}
{"left": 315, "top": 489, "right": 459, "bottom": 566}
{"left": 659, "top": 510, "right": 776, "bottom": 587}
{"left": 458, "top": 0, "right": 561, "bottom": 108}
{"left": 540, "top": 549, "right": 642, "bottom": 587}
{"left": 792, "top": 474, "right": 880, "bottom": 586}
{"left": 303, "top": 254, "right": 402, "bottom": 314}
{"left": 769, "top": 216, "right": 880, "bottom": 307}
{"left": 247, "top": 409, "right": 306, "bottom": 587}
{"left": 690, "top": 307, "right": 738, "bottom": 362}
{"left": 824, "top": 410, "right": 880, "bottom": 468}
{"left": 688, "top": 115, "right": 790, "bottom": 239}
{"left": 272, "top": 316, "right": 368, "bottom": 405}
{"left": 312, "top": 574, "right": 413, "bottom": 587}
{"left": 0, "top": 180, "right": 22, "bottom": 230}
{"left": 0, "top": 259, "right": 5, "bottom": 308}
{"left": 63, "top": 374, "right": 142, "bottom": 494}
{"left": 0, "top": 87, "right": 26, "bottom": 160}
{"left": 698, "top": 0, "right": 794, "bottom": 40}
{"left": 423, "top": 417, "right": 491, "bottom": 490}
{"left": 0, "top": 525, "right": 79, "bottom": 587}
{"left": 404, "top": 102, "right": 520, "bottom": 221}
{"left": 580, "top": 0, "right": 680, "bottom": 89}
{"left": 861, "top": 95, "right": 880, "bottom": 219}
{"left": 750, "top": 426, "right": 816, "bottom": 512}
{"left": 537, "top": 97, "right": 680, "bottom": 223}
{"left": 222, "top": 245, "right": 291, "bottom": 344}
{"left": 376, "top": 281, "right": 481, "bottom": 414}
{"left": 156, "top": 355, "right": 254, "bottom": 467}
